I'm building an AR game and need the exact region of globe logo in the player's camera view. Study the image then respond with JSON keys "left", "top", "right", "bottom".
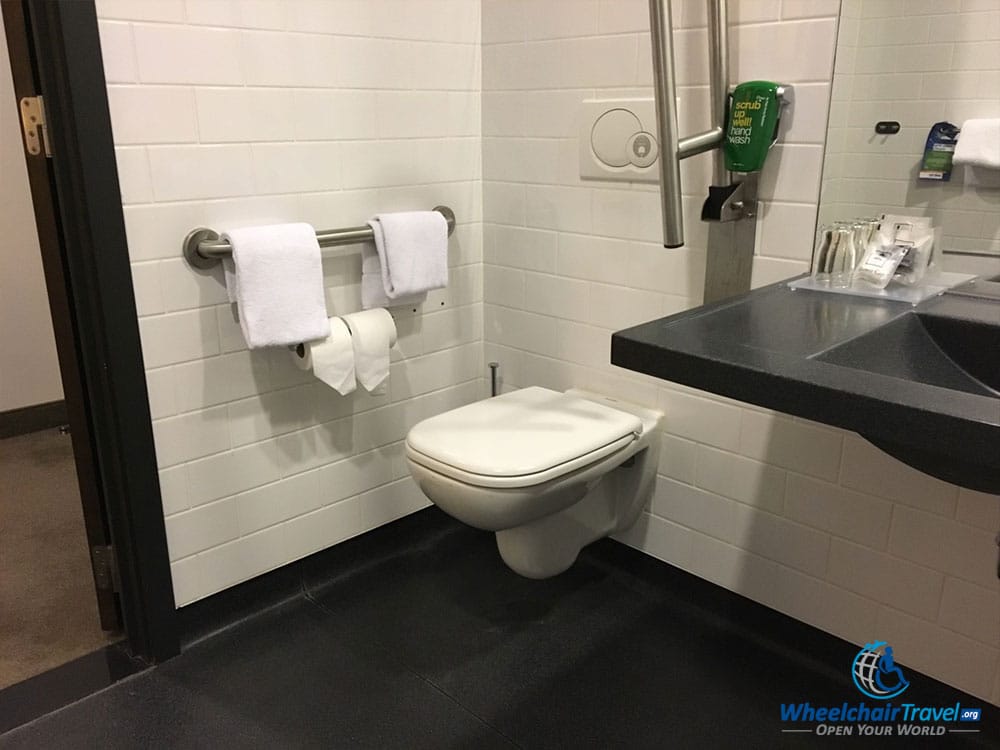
{"left": 852, "top": 641, "right": 910, "bottom": 700}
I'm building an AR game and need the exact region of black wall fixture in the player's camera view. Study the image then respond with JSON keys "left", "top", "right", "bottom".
{"left": 874, "top": 121, "right": 900, "bottom": 135}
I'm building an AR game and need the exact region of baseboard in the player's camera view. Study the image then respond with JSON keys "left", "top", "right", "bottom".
{"left": 176, "top": 507, "right": 454, "bottom": 647}
{"left": 0, "top": 400, "right": 67, "bottom": 439}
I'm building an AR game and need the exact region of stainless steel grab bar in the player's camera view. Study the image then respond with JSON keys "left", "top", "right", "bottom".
{"left": 183, "top": 205, "right": 456, "bottom": 269}
{"left": 648, "top": 0, "right": 684, "bottom": 248}
{"left": 706, "top": 0, "right": 730, "bottom": 188}
{"left": 648, "top": 0, "right": 729, "bottom": 248}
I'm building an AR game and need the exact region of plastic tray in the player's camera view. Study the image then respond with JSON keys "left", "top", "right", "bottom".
{"left": 787, "top": 272, "right": 975, "bottom": 306}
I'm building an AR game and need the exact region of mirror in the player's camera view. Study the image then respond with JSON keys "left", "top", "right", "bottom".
{"left": 818, "top": 1, "right": 1000, "bottom": 273}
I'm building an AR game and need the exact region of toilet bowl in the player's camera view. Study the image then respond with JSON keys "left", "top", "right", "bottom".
{"left": 405, "top": 387, "right": 662, "bottom": 578}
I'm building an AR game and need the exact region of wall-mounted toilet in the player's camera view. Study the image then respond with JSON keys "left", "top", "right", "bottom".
{"left": 405, "top": 387, "right": 662, "bottom": 578}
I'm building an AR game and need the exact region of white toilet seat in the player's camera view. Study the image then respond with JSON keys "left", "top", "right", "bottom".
{"left": 406, "top": 432, "right": 636, "bottom": 489}
{"left": 404, "top": 387, "right": 644, "bottom": 489}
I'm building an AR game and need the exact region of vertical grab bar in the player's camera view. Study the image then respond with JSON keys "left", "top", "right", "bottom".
{"left": 648, "top": 0, "right": 684, "bottom": 248}
{"left": 648, "top": 0, "right": 730, "bottom": 248}
{"left": 706, "top": 0, "right": 729, "bottom": 188}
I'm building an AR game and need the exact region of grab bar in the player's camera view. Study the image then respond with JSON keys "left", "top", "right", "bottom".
{"left": 648, "top": 0, "right": 729, "bottom": 247}
{"left": 706, "top": 0, "right": 729, "bottom": 188}
{"left": 648, "top": 0, "right": 684, "bottom": 248}
{"left": 183, "top": 205, "right": 456, "bottom": 270}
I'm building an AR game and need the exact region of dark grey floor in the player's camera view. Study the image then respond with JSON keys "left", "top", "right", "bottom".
{"left": 2, "top": 511, "right": 997, "bottom": 749}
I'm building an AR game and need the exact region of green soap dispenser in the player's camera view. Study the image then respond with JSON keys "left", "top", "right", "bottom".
{"left": 724, "top": 81, "right": 785, "bottom": 173}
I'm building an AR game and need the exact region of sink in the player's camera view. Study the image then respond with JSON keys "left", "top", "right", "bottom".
{"left": 611, "top": 276, "right": 1000, "bottom": 495}
{"left": 812, "top": 309, "right": 1000, "bottom": 491}
{"left": 813, "top": 312, "right": 999, "bottom": 397}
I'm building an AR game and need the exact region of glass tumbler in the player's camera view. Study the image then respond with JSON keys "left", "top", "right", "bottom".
{"left": 828, "top": 225, "right": 859, "bottom": 288}
{"left": 811, "top": 224, "right": 837, "bottom": 285}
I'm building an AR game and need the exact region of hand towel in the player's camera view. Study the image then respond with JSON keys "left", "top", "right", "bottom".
{"left": 954, "top": 119, "right": 1000, "bottom": 170}
{"left": 361, "top": 210, "right": 448, "bottom": 309}
{"left": 221, "top": 223, "right": 330, "bottom": 349}
{"left": 361, "top": 245, "right": 425, "bottom": 310}
{"left": 292, "top": 317, "right": 356, "bottom": 395}
{"left": 341, "top": 308, "right": 397, "bottom": 392}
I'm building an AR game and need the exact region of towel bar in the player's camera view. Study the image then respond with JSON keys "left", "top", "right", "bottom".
{"left": 183, "top": 205, "right": 456, "bottom": 270}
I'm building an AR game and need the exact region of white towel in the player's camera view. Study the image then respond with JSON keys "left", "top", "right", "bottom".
{"left": 361, "top": 246, "right": 425, "bottom": 310}
{"left": 361, "top": 210, "right": 448, "bottom": 309}
{"left": 341, "top": 308, "right": 397, "bottom": 392}
{"left": 954, "top": 119, "right": 1000, "bottom": 169}
{"left": 222, "top": 223, "right": 330, "bottom": 349}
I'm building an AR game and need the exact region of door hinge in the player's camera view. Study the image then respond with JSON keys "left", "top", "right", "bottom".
{"left": 91, "top": 544, "right": 121, "bottom": 592}
{"left": 20, "top": 95, "right": 52, "bottom": 158}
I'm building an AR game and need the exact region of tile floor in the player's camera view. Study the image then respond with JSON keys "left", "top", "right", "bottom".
{"left": 2, "top": 510, "right": 996, "bottom": 748}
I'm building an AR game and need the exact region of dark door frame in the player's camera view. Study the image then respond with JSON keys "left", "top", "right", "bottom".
{"left": 2, "top": 0, "right": 179, "bottom": 663}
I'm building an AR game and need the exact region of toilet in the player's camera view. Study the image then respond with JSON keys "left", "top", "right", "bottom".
{"left": 405, "top": 387, "right": 662, "bottom": 578}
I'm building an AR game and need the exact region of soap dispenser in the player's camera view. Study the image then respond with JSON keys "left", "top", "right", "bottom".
{"left": 701, "top": 81, "right": 792, "bottom": 222}
{"left": 724, "top": 81, "right": 790, "bottom": 173}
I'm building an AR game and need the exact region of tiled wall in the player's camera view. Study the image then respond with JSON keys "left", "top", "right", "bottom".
{"left": 481, "top": 0, "right": 1000, "bottom": 706}
{"left": 822, "top": 0, "right": 1000, "bottom": 256}
{"left": 95, "top": 0, "right": 483, "bottom": 606}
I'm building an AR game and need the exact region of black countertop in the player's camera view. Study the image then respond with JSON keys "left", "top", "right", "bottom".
{"left": 611, "top": 277, "right": 1000, "bottom": 494}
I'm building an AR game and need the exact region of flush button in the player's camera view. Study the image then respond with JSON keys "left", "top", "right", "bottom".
{"left": 591, "top": 108, "right": 642, "bottom": 168}
{"left": 627, "top": 131, "right": 658, "bottom": 168}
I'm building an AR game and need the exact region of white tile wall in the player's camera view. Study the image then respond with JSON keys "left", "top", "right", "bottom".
{"left": 822, "top": 1, "right": 1000, "bottom": 257}
{"left": 96, "top": 0, "right": 483, "bottom": 607}
{"left": 482, "top": 0, "right": 1000, "bottom": 706}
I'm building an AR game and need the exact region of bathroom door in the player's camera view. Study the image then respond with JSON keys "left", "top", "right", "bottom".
{"left": 3, "top": 0, "right": 121, "bottom": 632}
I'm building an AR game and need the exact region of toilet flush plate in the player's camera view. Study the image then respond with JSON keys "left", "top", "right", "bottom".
{"left": 579, "top": 98, "right": 664, "bottom": 183}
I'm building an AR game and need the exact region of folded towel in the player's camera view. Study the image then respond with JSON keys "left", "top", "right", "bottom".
{"left": 361, "top": 210, "right": 448, "bottom": 309}
{"left": 954, "top": 119, "right": 1000, "bottom": 170}
{"left": 221, "top": 223, "right": 330, "bottom": 349}
{"left": 361, "top": 246, "right": 425, "bottom": 310}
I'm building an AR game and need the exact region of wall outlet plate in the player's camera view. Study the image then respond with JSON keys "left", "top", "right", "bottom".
{"left": 579, "top": 98, "right": 663, "bottom": 184}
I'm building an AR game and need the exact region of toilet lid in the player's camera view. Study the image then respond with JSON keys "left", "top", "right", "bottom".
{"left": 405, "top": 387, "right": 643, "bottom": 482}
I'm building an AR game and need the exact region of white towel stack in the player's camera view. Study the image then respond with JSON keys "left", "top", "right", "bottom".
{"left": 362, "top": 211, "right": 448, "bottom": 309}
{"left": 954, "top": 119, "right": 1000, "bottom": 188}
{"left": 222, "top": 223, "right": 330, "bottom": 349}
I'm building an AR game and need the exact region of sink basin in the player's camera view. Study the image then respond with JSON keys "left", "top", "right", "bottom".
{"left": 812, "top": 309, "right": 1000, "bottom": 491}
{"left": 813, "top": 312, "right": 999, "bottom": 397}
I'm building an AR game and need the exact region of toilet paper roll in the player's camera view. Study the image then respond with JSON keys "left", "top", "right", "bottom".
{"left": 290, "top": 317, "right": 356, "bottom": 395}
{"left": 341, "top": 308, "right": 397, "bottom": 392}
{"left": 291, "top": 342, "right": 311, "bottom": 371}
